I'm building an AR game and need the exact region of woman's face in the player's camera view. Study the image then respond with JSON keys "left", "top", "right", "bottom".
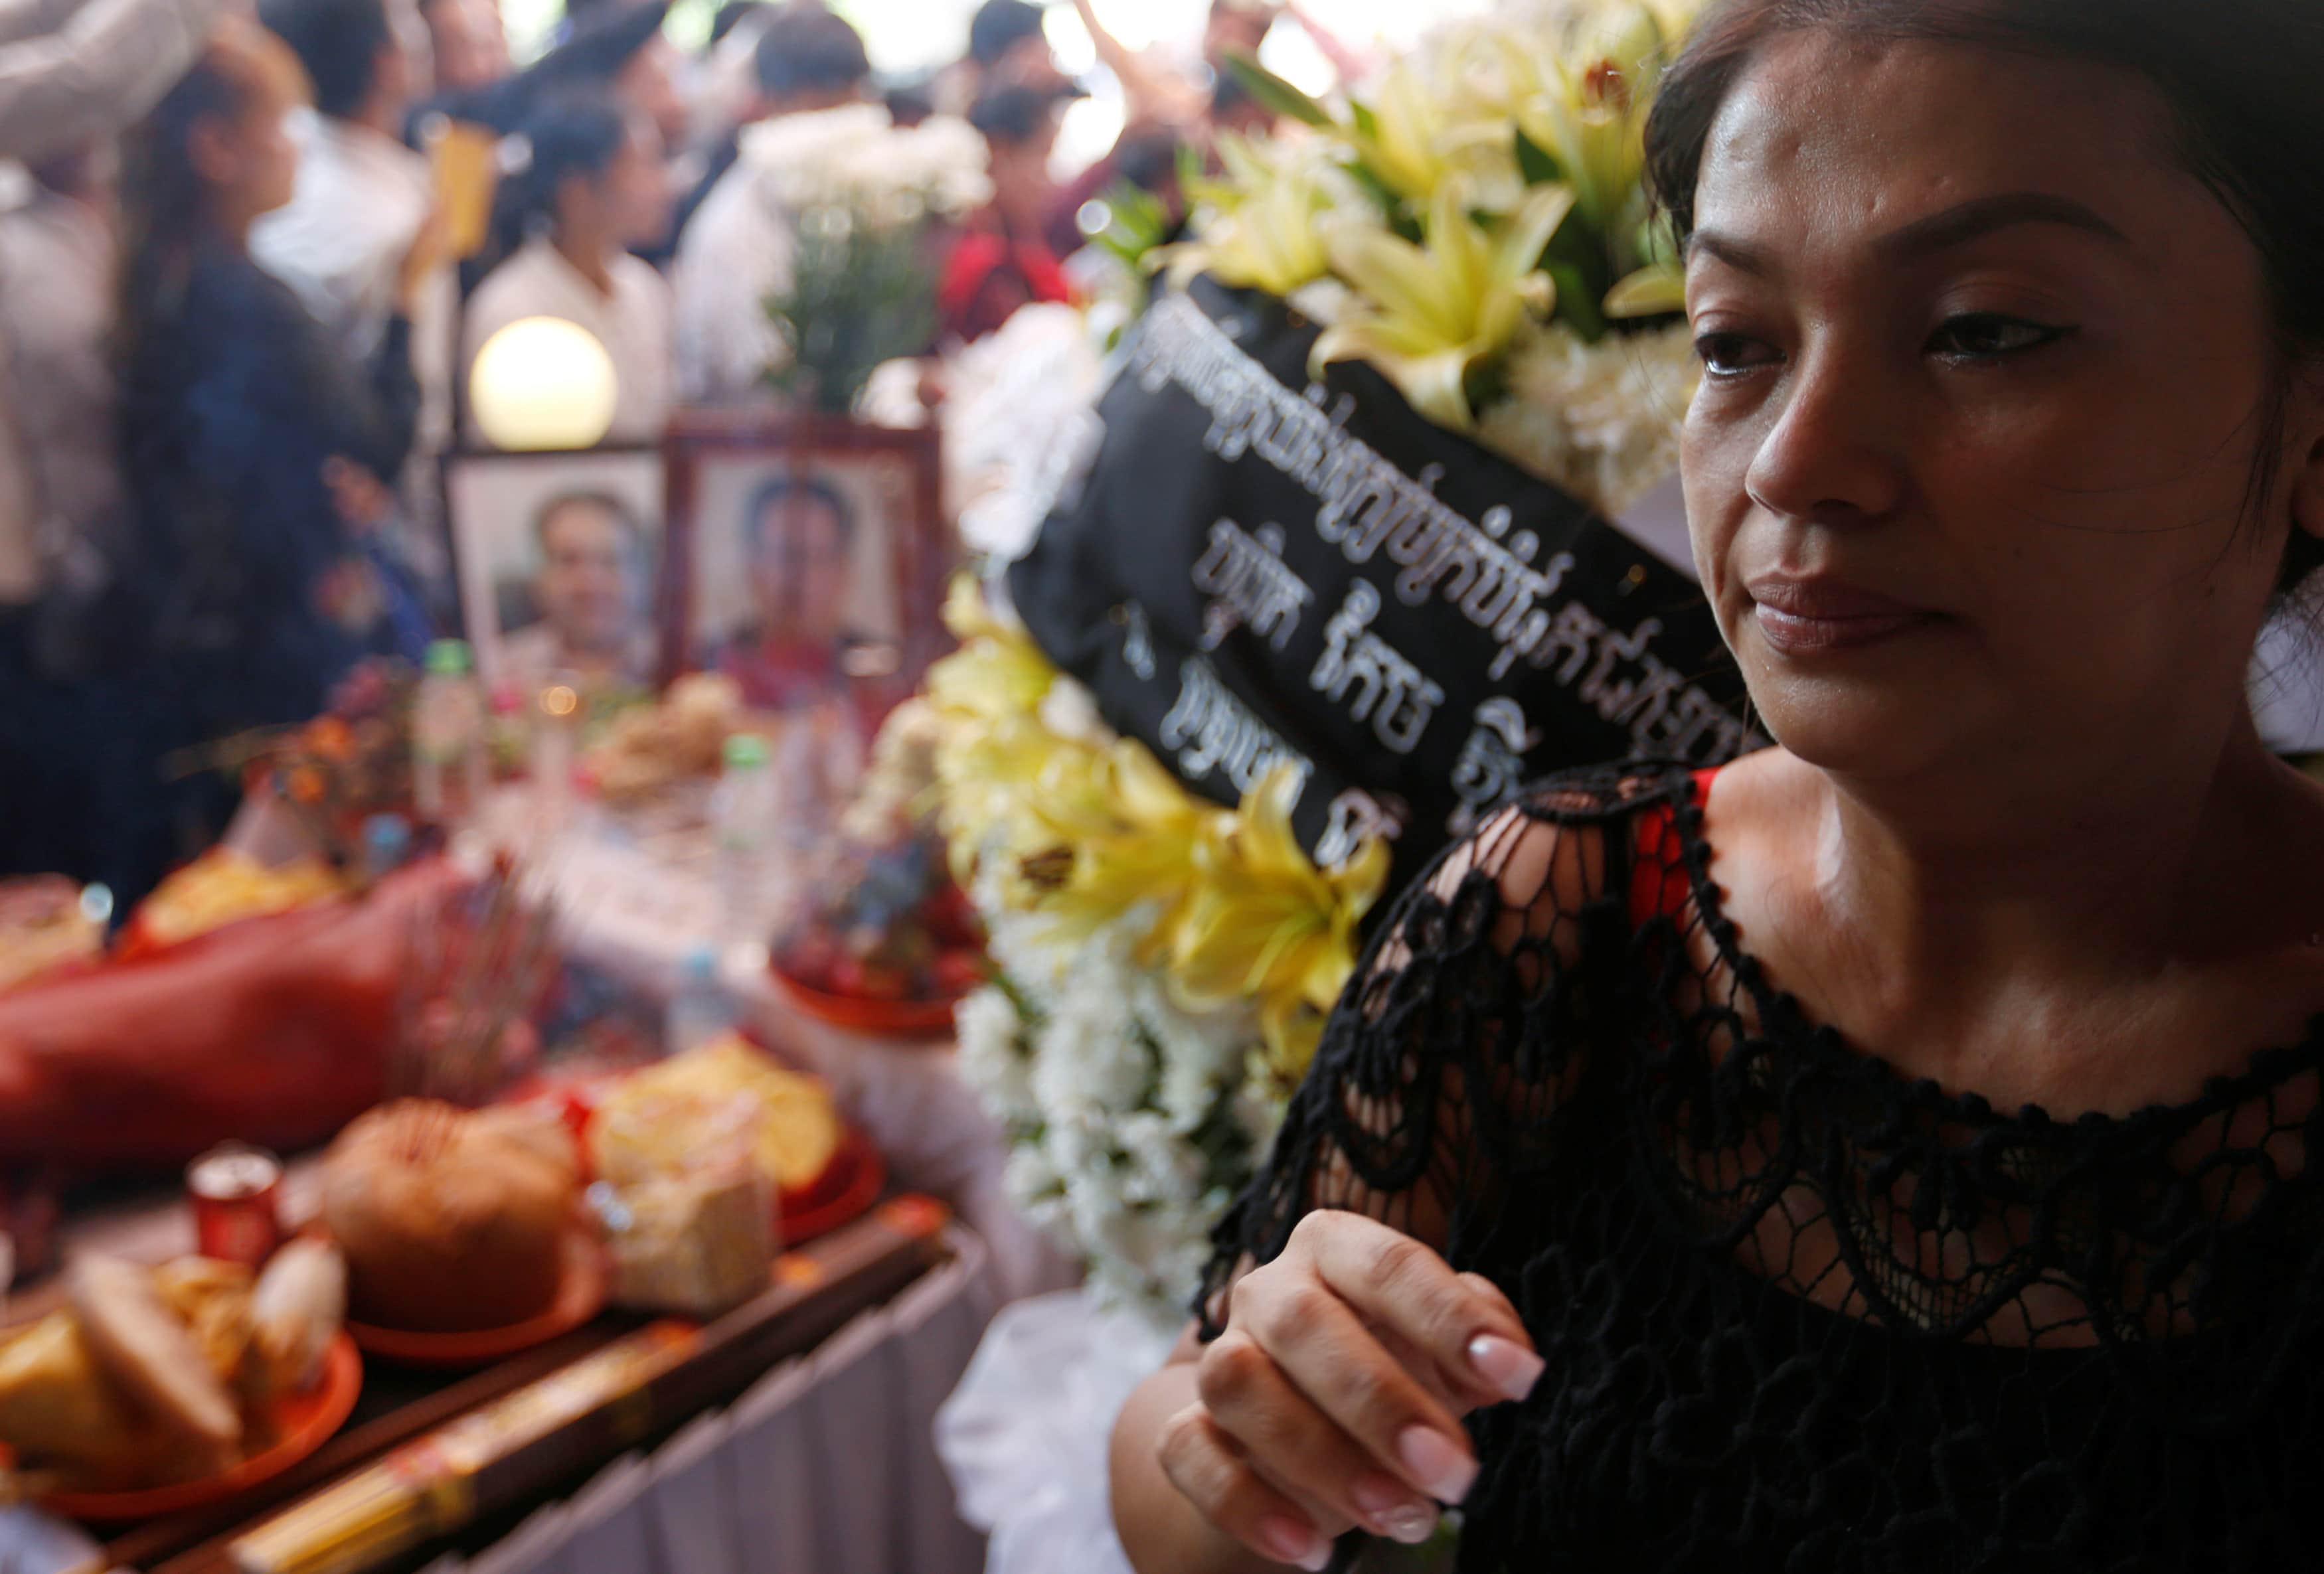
{"left": 1681, "top": 32, "right": 2323, "bottom": 788}
{"left": 207, "top": 80, "right": 301, "bottom": 224}
{"left": 606, "top": 116, "right": 671, "bottom": 249}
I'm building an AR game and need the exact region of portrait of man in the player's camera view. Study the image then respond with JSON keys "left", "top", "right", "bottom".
{"left": 710, "top": 472, "right": 888, "bottom": 711}
{"left": 500, "top": 489, "right": 656, "bottom": 691}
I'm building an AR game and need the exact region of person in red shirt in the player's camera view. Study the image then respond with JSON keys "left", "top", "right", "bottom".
{"left": 941, "top": 84, "right": 1074, "bottom": 346}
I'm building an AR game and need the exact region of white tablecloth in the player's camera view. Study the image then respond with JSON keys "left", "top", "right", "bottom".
{"left": 429, "top": 1225, "right": 998, "bottom": 1574}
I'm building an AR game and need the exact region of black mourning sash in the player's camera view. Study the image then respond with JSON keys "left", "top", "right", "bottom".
{"left": 1009, "top": 277, "right": 1755, "bottom": 896}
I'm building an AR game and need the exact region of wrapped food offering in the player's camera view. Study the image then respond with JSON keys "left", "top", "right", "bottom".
{"left": 590, "top": 1034, "right": 841, "bottom": 1196}
{"left": 596, "top": 1168, "right": 776, "bottom": 1319}
{"left": 127, "top": 851, "right": 348, "bottom": 955}
{"left": 320, "top": 1101, "right": 580, "bottom": 1334}
{"left": 0, "top": 878, "right": 103, "bottom": 994}
{"left": 0, "top": 1245, "right": 345, "bottom": 1494}
{"left": 583, "top": 673, "right": 750, "bottom": 805}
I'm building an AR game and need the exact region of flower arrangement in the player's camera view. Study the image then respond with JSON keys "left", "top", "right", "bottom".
{"left": 911, "top": 0, "right": 1706, "bottom": 1320}
{"left": 741, "top": 104, "right": 991, "bottom": 220}
{"left": 906, "top": 581, "right": 1387, "bottom": 1318}
{"left": 1175, "top": 0, "right": 1699, "bottom": 515}
{"left": 753, "top": 106, "right": 993, "bottom": 414}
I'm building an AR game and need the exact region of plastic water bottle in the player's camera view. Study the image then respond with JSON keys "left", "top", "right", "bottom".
{"left": 665, "top": 945, "right": 737, "bottom": 1055}
{"left": 712, "top": 733, "right": 780, "bottom": 951}
{"left": 412, "top": 639, "right": 487, "bottom": 825}
{"left": 361, "top": 814, "right": 411, "bottom": 884}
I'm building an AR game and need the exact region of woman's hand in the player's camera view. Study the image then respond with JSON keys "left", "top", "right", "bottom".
{"left": 1157, "top": 1211, "right": 1544, "bottom": 1570}
{"left": 322, "top": 455, "right": 394, "bottom": 535}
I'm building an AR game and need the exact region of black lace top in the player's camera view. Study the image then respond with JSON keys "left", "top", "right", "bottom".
{"left": 1199, "top": 765, "right": 2324, "bottom": 1574}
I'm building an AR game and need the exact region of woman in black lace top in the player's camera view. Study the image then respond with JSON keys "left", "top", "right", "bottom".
{"left": 1109, "top": 2, "right": 2324, "bottom": 1571}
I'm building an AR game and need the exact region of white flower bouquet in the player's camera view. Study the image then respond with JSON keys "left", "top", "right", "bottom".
{"left": 918, "top": 0, "right": 1712, "bottom": 1322}
{"left": 1179, "top": 0, "right": 1701, "bottom": 516}
{"left": 746, "top": 106, "right": 993, "bottom": 413}
{"left": 739, "top": 103, "right": 991, "bottom": 222}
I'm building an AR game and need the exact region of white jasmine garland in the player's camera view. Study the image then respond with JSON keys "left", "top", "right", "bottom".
{"left": 1035, "top": 961, "right": 1148, "bottom": 1116}
{"left": 1474, "top": 319, "right": 1701, "bottom": 518}
{"left": 959, "top": 908, "right": 1279, "bottom": 1317}
{"left": 956, "top": 986, "right": 1038, "bottom": 1128}
{"left": 1002, "top": 1143, "right": 1070, "bottom": 1230}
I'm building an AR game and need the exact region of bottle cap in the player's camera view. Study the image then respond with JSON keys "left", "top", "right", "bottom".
{"left": 425, "top": 639, "right": 473, "bottom": 676}
{"left": 363, "top": 814, "right": 411, "bottom": 860}
{"left": 722, "top": 734, "right": 769, "bottom": 771}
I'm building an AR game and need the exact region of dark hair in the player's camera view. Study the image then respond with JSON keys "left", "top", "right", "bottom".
{"left": 708, "top": 0, "right": 760, "bottom": 47}
{"left": 118, "top": 31, "right": 304, "bottom": 362}
{"left": 500, "top": 89, "right": 632, "bottom": 234}
{"left": 1643, "top": 0, "right": 2324, "bottom": 599}
{"left": 969, "top": 84, "right": 1059, "bottom": 149}
{"left": 1208, "top": 68, "right": 1253, "bottom": 120}
{"left": 1114, "top": 125, "right": 1183, "bottom": 195}
{"left": 534, "top": 489, "right": 645, "bottom": 554}
{"left": 531, "top": 1, "right": 668, "bottom": 92}
{"left": 258, "top": 0, "right": 391, "bottom": 120}
{"left": 967, "top": 0, "right": 1045, "bottom": 69}
{"left": 744, "top": 475, "right": 853, "bottom": 558}
{"left": 752, "top": 7, "right": 871, "bottom": 100}
{"left": 884, "top": 81, "right": 938, "bottom": 127}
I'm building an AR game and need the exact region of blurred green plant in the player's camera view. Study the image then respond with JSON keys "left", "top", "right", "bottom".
{"left": 763, "top": 208, "right": 940, "bottom": 416}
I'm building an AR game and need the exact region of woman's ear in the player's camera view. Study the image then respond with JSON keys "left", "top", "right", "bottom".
{"left": 185, "top": 117, "right": 239, "bottom": 191}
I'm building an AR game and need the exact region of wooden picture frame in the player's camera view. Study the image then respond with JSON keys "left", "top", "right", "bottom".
{"left": 441, "top": 445, "right": 667, "bottom": 694}
{"left": 659, "top": 412, "right": 950, "bottom": 703}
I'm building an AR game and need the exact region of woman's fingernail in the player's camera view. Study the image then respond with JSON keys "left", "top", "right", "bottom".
{"left": 1256, "top": 1514, "right": 1331, "bottom": 1571}
{"left": 1395, "top": 1425, "right": 1479, "bottom": 1504}
{"left": 1351, "top": 1473, "right": 1438, "bottom": 1543}
{"left": 1467, "top": 1334, "right": 1545, "bottom": 1402}
{"left": 1377, "top": 1501, "right": 1440, "bottom": 1544}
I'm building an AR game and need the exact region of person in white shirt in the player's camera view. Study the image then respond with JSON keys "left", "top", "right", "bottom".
{"left": 463, "top": 89, "right": 674, "bottom": 449}
{"left": 251, "top": 0, "right": 439, "bottom": 369}
{"left": 669, "top": 5, "right": 869, "bottom": 406}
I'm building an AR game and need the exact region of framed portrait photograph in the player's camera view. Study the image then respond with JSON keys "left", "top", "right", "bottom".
{"left": 661, "top": 412, "right": 950, "bottom": 711}
{"left": 444, "top": 448, "right": 667, "bottom": 696}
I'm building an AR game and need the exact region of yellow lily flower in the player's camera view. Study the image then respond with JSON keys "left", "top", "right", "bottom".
{"left": 1604, "top": 259, "right": 1686, "bottom": 319}
{"left": 1312, "top": 179, "right": 1577, "bottom": 430}
{"left": 1165, "top": 135, "right": 1346, "bottom": 298}
{"left": 1507, "top": 3, "right": 1671, "bottom": 237}
{"left": 1332, "top": 52, "right": 1530, "bottom": 218}
{"left": 924, "top": 584, "right": 1392, "bottom": 1086}
{"left": 1030, "top": 741, "right": 1216, "bottom": 951}
{"left": 927, "top": 580, "right": 1056, "bottom": 727}
{"left": 1165, "top": 767, "right": 1391, "bottom": 1081}
{"left": 1350, "top": 61, "right": 1453, "bottom": 204}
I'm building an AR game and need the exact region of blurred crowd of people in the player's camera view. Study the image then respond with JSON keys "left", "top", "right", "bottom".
{"left": 0, "top": 0, "right": 1342, "bottom": 904}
